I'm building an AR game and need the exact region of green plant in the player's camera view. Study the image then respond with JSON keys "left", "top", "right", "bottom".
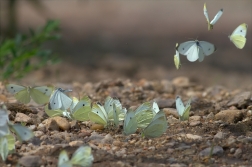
{"left": 0, "top": 20, "right": 61, "bottom": 79}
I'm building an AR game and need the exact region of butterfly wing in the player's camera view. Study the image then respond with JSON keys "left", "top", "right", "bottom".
{"left": 15, "top": 88, "right": 31, "bottom": 104}
{"left": 174, "top": 43, "right": 181, "bottom": 69}
{"left": 6, "top": 84, "right": 30, "bottom": 103}
{"left": 72, "top": 96, "right": 91, "bottom": 121}
{"left": 70, "top": 146, "right": 94, "bottom": 167}
{"left": 49, "top": 89, "right": 62, "bottom": 110}
{"left": 89, "top": 102, "right": 108, "bottom": 126}
{"left": 230, "top": 35, "right": 247, "bottom": 49}
{"left": 104, "top": 96, "right": 115, "bottom": 120}
{"left": 9, "top": 124, "right": 34, "bottom": 142}
{"left": 198, "top": 47, "right": 205, "bottom": 62}
{"left": 152, "top": 101, "right": 160, "bottom": 114}
{"left": 203, "top": 3, "right": 211, "bottom": 30}
{"left": 44, "top": 104, "right": 65, "bottom": 117}
{"left": 135, "top": 102, "right": 154, "bottom": 128}
{"left": 181, "top": 99, "right": 191, "bottom": 121}
{"left": 113, "top": 104, "right": 119, "bottom": 128}
{"left": 58, "top": 150, "right": 69, "bottom": 167}
{"left": 118, "top": 107, "right": 127, "bottom": 121}
{"left": 186, "top": 43, "right": 199, "bottom": 62}
{"left": 0, "top": 125, "right": 9, "bottom": 138}
{"left": 177, "top": 41, "right": 199, "bottom": 62}
{"left": 0, "top": 109, "right": 9, "bottom": 126}
{"left": 58, "top": 162, "right": 72, "bottom": 167}
{"left": 59, "top": 92, "right": 72, "bottom": 110}
{"left": 123, "top": 110, "right": 138, "bottom": 135}
{"left": 0, "top": 137, "right": 8, "bottom": 161}
{"left": 231, "top": 23, "right": 247, "bottom": 37}
{"left": 5, "top": 134, "right": 15, "bottom": 152}
{"left": 199, "top": 41, "right": 216, "bottom": 56}
{"left": 30, "top": 86, "right": 53, "bottom": 104}
{"left": 6, "top": 84, "right": 25, "bottom": 94}
{"left": 210, "top": 9, "right": 223, "bottom": 26}
{"left": 177, "top": 41, "right": 196, "bottom": 56}
{"left": 142, "top": 110, "right": 168, "bottom": 138}
{"left": 175, "top": 96, "right": 185, "bottom": 117}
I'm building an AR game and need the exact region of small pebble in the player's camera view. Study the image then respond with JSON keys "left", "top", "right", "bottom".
{"left": 190, "top": 121, "right": 201, "bottom": 127}
{"left": 186, "top": 134, "right": 202, "bottom": 141}
{"left": 199, "top": 146, "right": 224, "bottom": 157}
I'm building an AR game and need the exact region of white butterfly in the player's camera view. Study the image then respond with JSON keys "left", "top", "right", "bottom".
{"left": 203, "top": 3, "right": 223, "bottom": 30}
{"left": 176, "top": 40, "right": 216, "bottom": 62}
{"left": 229, "top": 23, "right": 248, "bottom": 49}
{"left": 175, "top": 96, "right": 191, "bottom": 121}
{"left": 48, "top": 88, "right": 73, "bottom": 110}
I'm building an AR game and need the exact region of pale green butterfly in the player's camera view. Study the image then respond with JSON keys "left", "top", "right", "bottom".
{"left": 58, "top": 150, "right": 70, "bottom": 167}
{"left": 229, "top": 23, "right": 248, "bottom": 49}
{"left": 174, "top": 43, "right": 181, "bottom": 70}
{"left": 141, "top": 110, "right": 168, "bottom": 138}
{"left": 48, "top": 88, "right": 73, "bottom": 110}
{"left": 135, "top": 102, "right": 154, "bottom": 128}
{"left": 175, "top": 96, "right": 191, "bottom": 121}
{"left": 176, "top": 40, "right": 216, "bottom": 62}
{"left": 70, "top": 146, "right": 94, "bottom": 167}
{"left": 123, "top": 109, "right": 138, "bottom": 136}
{"left": 89, "top": 97, "right": 125, "bottom": 127}
{"left": 104, "top": 96, "right": 126, "bottom": 121}
{"left": 89, "top": 102, "right": 108, "bottom": 127}
{"left": 9, "top": 123, "right": 34, "bottom": 142}
{"left": 58, "top": 146, "right": 93, "bottom": 167}
{"left": 69, "top": 96, "right": 91, "bottom": 121}
{"left": 6, "top": 84, "right": 53, "bottom": 104}
{"left": 0, "top": 136, "right": 8, "bottom": 161}
{"left": 6, "top": 134, "right": 15, "bottom": 152}
{"left": 203, "top": 3, "right": 223, "bottom": 31}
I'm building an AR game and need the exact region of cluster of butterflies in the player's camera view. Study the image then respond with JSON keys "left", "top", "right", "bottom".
{"left": 174, "top": 3, "right": 248, "bottom": 69}
{"left": 46, "top": 88, "right": 169, "bottom": 138}
{"left": 0, "top": 106, "right": 34, "bottom": 162}
{"left": 58, "top": 146, "right": 94, "bottom": 167}
{"left": 5, "top": 84, "right": 192, "bottom": 137}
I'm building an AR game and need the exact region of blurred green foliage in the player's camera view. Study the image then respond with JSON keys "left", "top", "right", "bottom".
{"left": 0, "top": 20, "right": 61, "bottom": 79}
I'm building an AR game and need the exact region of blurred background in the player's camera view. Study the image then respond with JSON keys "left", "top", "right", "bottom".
{"left": 0, "top": 0, "right": 251, "bottom": 89}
